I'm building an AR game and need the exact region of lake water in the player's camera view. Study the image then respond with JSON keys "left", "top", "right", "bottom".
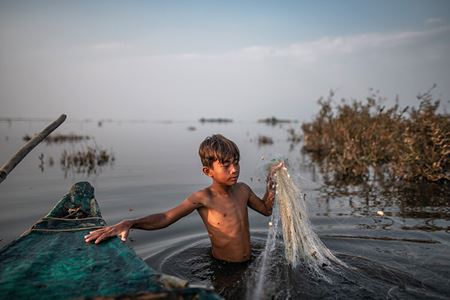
{"left": 0, "top": 119, "right": 449, "bottom": 299}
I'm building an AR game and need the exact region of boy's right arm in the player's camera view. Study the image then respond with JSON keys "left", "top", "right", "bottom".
{"left": 84, "top": 193, "right": 204, "bottom": 244}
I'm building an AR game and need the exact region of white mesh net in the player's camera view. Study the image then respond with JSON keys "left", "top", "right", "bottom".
{"left": 274, "top": 165, "right": 347, "bottom": 280}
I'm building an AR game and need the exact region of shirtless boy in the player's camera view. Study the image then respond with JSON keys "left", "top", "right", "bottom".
{"left": 84, "top": 134, "right": 283, "bottom": 263}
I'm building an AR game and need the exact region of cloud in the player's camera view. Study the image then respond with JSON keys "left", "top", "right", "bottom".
{"left": 90, "top": 42, "right": 132, "bottom": 53}
{"left": 80, "top": 25, "right": 450, "bottom": 65}
{"left": 3, "top": 23, "right": 449, "bottom": 120}
{"left": 425, "top": 18, "right": 444, "bottom": 26}
{"left": 168, "top": 25, "right": 450, "bottom": 63}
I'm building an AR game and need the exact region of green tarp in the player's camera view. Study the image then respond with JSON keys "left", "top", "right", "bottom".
{"left": 0, "top": 182, "right": 221, "bottom": 300}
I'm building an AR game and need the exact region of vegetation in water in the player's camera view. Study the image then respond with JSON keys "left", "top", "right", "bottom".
{"left": 258, "top": 135, "right": 274, "bottom": 146}
{"left": 60, "top": 147, "right": 115, "bottom": 176}
{"left": 23, "top": 133, "right": 90, "bottom": 144}
{"left": 258, "top": 116, "right": 295, "bottom": 125}
{"left": 300, "top": 87, "right": 449, "bottom": 185}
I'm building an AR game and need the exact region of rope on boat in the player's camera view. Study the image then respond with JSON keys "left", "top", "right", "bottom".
{"left": 29, "top": 215, "right": 106, "bottom": 233}
{"left": 41, "top": 216, "right": 104, "bottom": 221}
{"left": 30, "top": 226, "right": 105, "bottom": 232}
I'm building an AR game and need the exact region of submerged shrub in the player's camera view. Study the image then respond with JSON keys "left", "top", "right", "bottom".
{"left": 60, "top": 147, "right": 115, "bottom": 176}
{"left": 301, "top": 88, "right": 449, "bottom": 183}
{"left": 258, "top": 135, "right": 274, "bottom": 145}
{"left": 392, "top": 90, "right": 449, "bottom": 181}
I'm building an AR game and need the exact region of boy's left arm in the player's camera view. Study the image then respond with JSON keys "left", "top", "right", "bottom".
{"left": 246, "top": 162, "right": 284, "bottom": 216}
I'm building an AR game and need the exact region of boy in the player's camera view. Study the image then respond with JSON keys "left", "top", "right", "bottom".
{"left": 84, "top": 134, "right": 283, "bottom": 263}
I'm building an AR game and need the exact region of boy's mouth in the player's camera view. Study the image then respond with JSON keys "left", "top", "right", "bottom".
{"left": 229, "top": 176, "right": 239, "bottom": 182}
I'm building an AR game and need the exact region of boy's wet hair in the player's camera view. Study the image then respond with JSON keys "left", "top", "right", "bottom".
{"left": 199, "top": 134, "right": 240, "bottom": 168}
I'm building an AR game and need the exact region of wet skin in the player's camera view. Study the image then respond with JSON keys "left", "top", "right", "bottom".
{"left": 85, "top": 160, "right": 283, "bottom": 262}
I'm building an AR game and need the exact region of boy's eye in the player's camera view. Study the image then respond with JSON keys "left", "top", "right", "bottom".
{"left": 222, "top": 160, "right": 239, "bottom": 168}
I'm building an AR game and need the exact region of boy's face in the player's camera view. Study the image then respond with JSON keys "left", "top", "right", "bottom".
{"left": 204, "top": 159, "right": 240, "bottom": 185}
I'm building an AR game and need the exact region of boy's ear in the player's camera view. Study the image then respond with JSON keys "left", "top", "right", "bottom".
{"left": 202, "top": 166, "right": 213, "bottom": 177}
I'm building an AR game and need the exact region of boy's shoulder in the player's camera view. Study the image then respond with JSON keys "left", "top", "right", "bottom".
{"left": 185, "top": 187, "right": 213, "bottom": 206}
{"left": 237, "top": 181, "right": 254, "bottom": 190}
{"left": 235, "top": 182, "right": 252, "bottom": 192}
{"left": 191, "top": 187, "right": 212, "bottom": 199}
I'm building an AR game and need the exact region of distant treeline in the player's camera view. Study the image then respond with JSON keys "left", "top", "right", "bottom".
{"left": 23, "top": 133, "right": 90, "bottom": 144}
{"left": 258, "top": 117, "right": 296, "bottom": 125}
{"left": 199, "top": 118, "right": 233, "bottom": 123}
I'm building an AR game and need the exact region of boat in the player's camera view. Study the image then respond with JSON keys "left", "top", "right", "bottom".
{"left": 0, "top": 181, "right": 221, "bottom": 299}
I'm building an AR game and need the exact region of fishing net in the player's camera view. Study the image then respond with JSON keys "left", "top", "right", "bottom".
{"left": 274, "top": 165, "right": 347, "bottom": 280}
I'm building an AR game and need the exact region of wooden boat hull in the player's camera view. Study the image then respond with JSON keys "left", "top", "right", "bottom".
{"left": 0, "top": 182, "right": 220, "bottom": 299}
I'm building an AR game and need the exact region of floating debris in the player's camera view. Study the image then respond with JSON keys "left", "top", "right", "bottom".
{"left": 187, "top": 126, "right": 196, "bottom": 131}
{"left": 199, "top": 118, "right": 233, "bottom": 123}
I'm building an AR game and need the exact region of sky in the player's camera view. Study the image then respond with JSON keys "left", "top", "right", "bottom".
{"left": 1, "top": 0, "right": 450, "bottom": 121}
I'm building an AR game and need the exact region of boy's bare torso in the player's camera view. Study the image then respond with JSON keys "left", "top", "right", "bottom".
{"left": 194, "top": 183, "right": 252, "bottom": 262}
{"left": 83, "top": 136, "right": 281, "bottom": 264}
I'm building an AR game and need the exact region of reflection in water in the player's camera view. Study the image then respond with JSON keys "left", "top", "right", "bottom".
{"left": 315, "top": 180, "right": 450, "bottom": 234}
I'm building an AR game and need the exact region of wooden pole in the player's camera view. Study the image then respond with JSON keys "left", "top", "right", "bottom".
{"left": 0, "top": 114, "right": 67, "bottom": 184}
